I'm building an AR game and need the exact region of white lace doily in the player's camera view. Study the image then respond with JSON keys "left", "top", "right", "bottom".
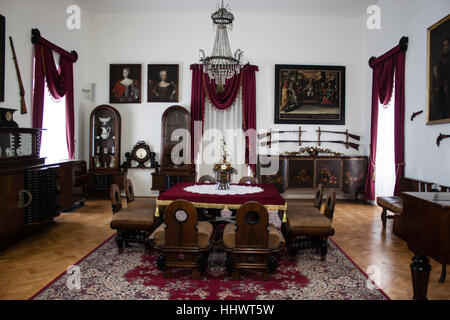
{"left": 184, "top": 184, "right": 264, "bottom": 195}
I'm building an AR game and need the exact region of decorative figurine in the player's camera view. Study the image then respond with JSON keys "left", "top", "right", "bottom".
{"left": 94, "top": 155, "right": 101, "bottom": 167}
{"left": 98, "top": 116, "right": 111, "bottom": 125}
{"left": 100, "top": 126, "right": 111, "bottom": 140}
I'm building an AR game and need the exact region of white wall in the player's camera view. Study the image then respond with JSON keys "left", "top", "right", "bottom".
{"left": 0, "top": 0, "right": 90, "bottom": 160}
{"left": 364, "top": 0, "right": 450, "bottom": 186}
{"left": 85, "top": 13, "right": 366, "bottom": 196}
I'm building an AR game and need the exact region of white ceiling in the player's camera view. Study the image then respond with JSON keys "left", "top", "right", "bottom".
{"left": 75, "top": 0, "right": 375, "bottom": 17}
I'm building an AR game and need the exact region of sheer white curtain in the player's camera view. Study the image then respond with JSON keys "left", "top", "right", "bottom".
{"left": 375, "top": 83, "right": 396, "bottom": 199}
{"left": 40, "top": 52, "right": 69, "bottom": 162}
{"left": 197, "top": 89, "right": 249, "bottom": 181}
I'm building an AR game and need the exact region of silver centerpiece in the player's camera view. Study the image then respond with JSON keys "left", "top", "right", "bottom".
{"left": 213, "top": 139, "right": 237, "bottom": 190}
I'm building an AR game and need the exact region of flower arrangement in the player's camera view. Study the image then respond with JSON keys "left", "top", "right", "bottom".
{"left": 299, "top": 146, "right": 343, "bottom": 157}
{"left": 213, "top": 139, "right": 237, "bottom": 190}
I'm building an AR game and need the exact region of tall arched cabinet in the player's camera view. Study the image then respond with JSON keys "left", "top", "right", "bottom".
{"left": 151, "top": 105, "right": 196, "bottom": 192}
{"left": 87, "top": 104, "right": 125, "bottom": 198}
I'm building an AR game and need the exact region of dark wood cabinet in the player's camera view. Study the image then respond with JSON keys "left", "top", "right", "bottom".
{"left": 87, "top": 105, "right": 125, "bottom": 198}
{"left": 258, "top": 154, "right": 367, "bottom": 198}
{"left": 59, "top": 160, "right": 87, "bottom": 211}
{"left": 152, "top": 106, "right": 196, "bottom": 192}
{"left": 0, "top": 159, "right": 87, "bottom": 250}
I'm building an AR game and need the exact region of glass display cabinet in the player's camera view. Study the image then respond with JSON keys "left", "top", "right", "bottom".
{"left": 152, "top": 105, "right": 196, "bottom": 192}
{"left": 88, "top": 105, "right": 125, "bottom": 198}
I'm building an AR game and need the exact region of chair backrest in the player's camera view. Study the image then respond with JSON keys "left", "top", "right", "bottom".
{"left": 163, "top": 200, "right": 199, "bottom": 247}
{"left": 239, "top": 176, "right": 258, "bottom": 184}
{"left": 198, "top": 175, "right": 216, "bottom": 184}
{"left": 235, "top": 201, "right": 269, "bottom": 249}
{"left": 125, "top": 179, "right": 135, "bottom": 203}
{"left": 314, "top": 183, "right": 324, "bottom": 210}
{"left": 324, "top": 190, "right": 336, "bottom": 221}
{"left": 110, "top": 184, "right": 122, "bottom": 213}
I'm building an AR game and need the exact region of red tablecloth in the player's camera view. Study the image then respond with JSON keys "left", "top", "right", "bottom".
{"left": 156, "top": 183, "right": 287, "bottom": 214}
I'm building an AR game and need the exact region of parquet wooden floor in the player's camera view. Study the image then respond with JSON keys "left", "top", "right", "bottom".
{"left": 0, "top": 198, "right": 448, "bottom": 300}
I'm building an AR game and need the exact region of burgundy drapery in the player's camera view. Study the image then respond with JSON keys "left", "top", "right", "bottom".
{"left": 364, "top": 44, "right": 406, "bottom": 200}
{"left": 190, "top": 64, "right": 258, "bottom": 174}
{"left": 32, "top": 32, "right": 77, "bottom": 159}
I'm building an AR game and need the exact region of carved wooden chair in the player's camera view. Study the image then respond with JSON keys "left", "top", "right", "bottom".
{"left": 197, "top": 175, "right": 216, "bottom": 184}
{"left": 287, "top": 183, "right": 324, "bottom": 214}
{"left": 238, "top": 176, "right": 258, "bottom": 184}
{"left": 283, "top": 190, "right": 336, "bottom": 261}
{"left": 125, "top": 179, "right": 156, "bottom": 209}
{"left": 110, "top": 184, "right": 155, "bottom": 254}
{"left": 222, "top": 201, "right": 285, "bottom": 280}
{"left": 148, "top": 200, "right": 215, "bottom": 279}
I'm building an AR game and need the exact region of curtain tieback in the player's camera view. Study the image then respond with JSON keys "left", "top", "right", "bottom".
{"left": 396, "top": 162, "right": 405, "bottom": 176}
{"left": 370, "top": 162, "right": 376, "bottom": 182}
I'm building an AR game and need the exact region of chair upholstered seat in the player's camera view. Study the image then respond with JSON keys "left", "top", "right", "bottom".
{"left": 149, "top": 221, "right": 213, "bottom": 248}
{"left": 287, "top": 204, "right": 320, "bottom": 215}
{"left": 126, "top": 198, "right": 157, "bottom": 209}
{"left": 222, "top": 222, "right": 285, "bottom": 250}
{"left": 110, "top": 208, "right": 155, "bottom": 229}
{"left": 376, "top": 196, "right": 403, "bottom": 214}
{"left": 287, "top": 212, "right": 333, "bottom": 230}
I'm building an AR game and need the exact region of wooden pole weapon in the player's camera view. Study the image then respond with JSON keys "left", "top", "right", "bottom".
{"left": 9, "top": 37, "right": 27, "bottom": 114}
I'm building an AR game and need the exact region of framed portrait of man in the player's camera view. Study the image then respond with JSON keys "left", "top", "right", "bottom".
{"left": 274, "top": 65, "right": 345, "bottom": 125}
{"left": 427, "top": 14, "right": 450, "bottom": 125}
{"left": 109, "top": 64, "right": 142, "bottom": 104}
{"left": 0, "top": 15, "right": 5, "bottom": 102}
{"left": 147, "top": 64, "right": 178, "bottom": 103}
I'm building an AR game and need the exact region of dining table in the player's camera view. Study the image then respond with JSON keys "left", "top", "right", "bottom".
{"left": 154, "top": 182, "right": 288, "bottom": 222}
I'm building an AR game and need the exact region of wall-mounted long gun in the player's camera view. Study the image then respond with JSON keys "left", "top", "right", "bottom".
{"left": 315, "top": 128, "right": 360, "bottom": 141}
{"left": 258, "top": 127, "right": 307, "bottom": 139}
{"left": 260, "top": 139, "right": 360, "bottom": 151}
{"left": 9, "top": 36, "right": 27, "bottom": 114}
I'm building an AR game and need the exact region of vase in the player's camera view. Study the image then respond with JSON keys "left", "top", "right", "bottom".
{"left": 215, "top": 171, "right": 232, "bottom": 190}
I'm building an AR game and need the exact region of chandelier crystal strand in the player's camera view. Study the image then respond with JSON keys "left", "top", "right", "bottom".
{"left": 199, "top": 2, "right": 243, "bottom": 93}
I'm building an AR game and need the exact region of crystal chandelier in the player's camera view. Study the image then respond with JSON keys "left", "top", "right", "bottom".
{"left": 199, "top": 1, "right": 243, "bottom": 93}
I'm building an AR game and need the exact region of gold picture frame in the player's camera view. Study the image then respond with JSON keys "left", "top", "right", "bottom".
{"left": 426, "top": 14, "right": 450, "bottom": 125}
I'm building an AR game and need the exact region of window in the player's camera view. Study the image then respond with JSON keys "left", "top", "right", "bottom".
{"left": 374, "top": 82, "right": 395, "bottom": 199}
{"left": 39, "top": 83, "right": 69, "bottom": 162}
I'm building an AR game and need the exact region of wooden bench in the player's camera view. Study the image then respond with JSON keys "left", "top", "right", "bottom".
{"left": 377, "top": 177, "right": 449, "bottom": 227}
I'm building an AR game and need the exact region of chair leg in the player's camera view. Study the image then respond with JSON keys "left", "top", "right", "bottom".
{"left": 192, "top": 268, "right": 201, "bottom": 280}
{"left": 232, "top": 270, "right": 241, "bottom": 281}
{"left": 115, "top": 232, "right": 124, "bottom": 254}
{"left": 381, "top": 208, "right": 387, "bottom": 227}
{"left": 439, "top": 264, "right": 446, "bottom": 283}
{"left": 320, "top": 237, "right": 328, "bottom": 261}
{"left": 261, "top": 271, "right": 270, "bottom": 281}
{"left": 226, "top": 253, "right": 234, "bottom": 276}
{"left": 164, "top": 268, "right": 172, "bottom": 278}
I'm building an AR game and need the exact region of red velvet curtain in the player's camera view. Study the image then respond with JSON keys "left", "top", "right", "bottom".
{"left": 242, "top": 65, "right": 258, "bottom": 174}
{"left": 32, "top": 37, "right": 77, "bottom": 159}
{"left": 190, "top": 64, "right": 259, "bottom": 174}
{"left": 203, "top": 71, "right": 242, "bottom": 110}
{"left": 365, "top": 45, "right": 406, "bottom": 200}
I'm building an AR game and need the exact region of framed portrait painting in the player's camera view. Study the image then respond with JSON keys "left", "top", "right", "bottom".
{"left": 274, "top": 65, "right": 345, "bottom": 125}
{"left": 0, "top": 15, "right": 5, "bottom": 102}
{"left": 147, "top": 64, "right": 178, "bottom": 102}
{"left": 427, "top": 14, "right": 450, "bottom": 125}
{"left": 109, "top": 64, "right": 141, "bottom": 103}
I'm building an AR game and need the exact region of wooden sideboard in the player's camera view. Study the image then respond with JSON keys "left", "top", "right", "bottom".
{"left": 0, "top": 159, "right": 87, "bottom": 250}
{"left": 257, "top": 154, "right": 368, "bottom": 198}
{"left": 59, "top": 160, "right": 87, "bottom": 211}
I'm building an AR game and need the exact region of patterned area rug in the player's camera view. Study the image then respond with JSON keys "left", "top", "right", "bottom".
{"left": 31, "top": 235, "right": 389, "bottom": 300}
